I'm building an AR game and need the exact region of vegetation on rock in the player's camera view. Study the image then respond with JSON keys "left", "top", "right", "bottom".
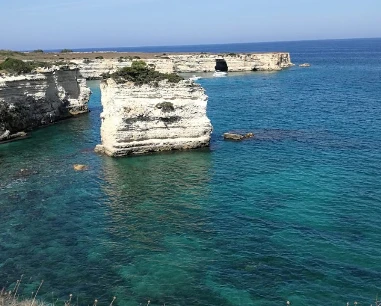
{"left": 0, "top": 50, "right": 25, "bottom": 58}
{"left": 0, "top": 58, "right": 52, "bottom": 75}
{"left": 156, "top": 102, "right": 175, "bottom": 112}
{"left": 32, "top": 49, "right": 44, "bottom": 53}
{"left": 60, "top": 49, "right": 73, "bottom": 53}
{"left": 105, "top": 61, "right": 183, "bottom": 85}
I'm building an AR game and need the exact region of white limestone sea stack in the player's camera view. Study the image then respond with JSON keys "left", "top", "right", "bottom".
{"left": 0, "top": 67, "right": 90, "bottom": 141}
{"left": 95, "top": 77, "right": 213, "bottom": 157}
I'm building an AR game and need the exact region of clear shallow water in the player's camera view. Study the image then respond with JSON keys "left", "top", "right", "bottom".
{"left": 1, "top": 39, "right": 381, "bottom": 305}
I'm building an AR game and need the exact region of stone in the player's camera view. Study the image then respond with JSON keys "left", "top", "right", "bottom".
{"left": 0, "top": 130, "right": 10, "bottom": 141}
{"left": 223, "top": 132, "right": 254, "bottom": 141}
{"left": 73, "top": 164, "right": 88, "bottom": 171}
{"left": 223, "top": 133, "right": 244, "bottom": 140}
{"left": 97, "top": 78, "right": 213, "bottom": 157}
{"left": 299, "top": 63, "right": 311, "bottom": 67}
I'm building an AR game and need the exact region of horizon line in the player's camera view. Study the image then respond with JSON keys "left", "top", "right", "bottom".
{"left": 16, "top": 36, "right": 381, "bottom": 52}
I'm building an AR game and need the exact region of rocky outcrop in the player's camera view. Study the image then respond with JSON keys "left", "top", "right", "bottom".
{"left": 0, "top": 68, "right": 90, "bottom": 139}
{"left": 170, "top": 53, "right": 292, "bottom": 73}
{"left": 95, "top": 78, "right": 212, "bottom": 157}
{"left": 73, "top": 52, "right": 293, "bottom": 79}
{"left": 223, "top": 132, "right": 254, "bottom": 141}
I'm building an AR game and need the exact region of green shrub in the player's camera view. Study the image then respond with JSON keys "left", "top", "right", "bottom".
{"left": 0, "top": 50, "right": 25, "bottom": 57}
{"left": 32, "top": 49, "right": 44, "bottom": 53}
{"left": 60, "top": 49, "right": 73, "bottom": 53}
{"left": 95, "top": 56, "right": 104, "bottom": 59}
{"left": 107, "top": 61, "right": 183, "bottom": 85}
{"left": 156, "top": 102, "right": 175, "bottom": 112}
{"left": 0, "top": 58, "right": 52, "bottom": 74}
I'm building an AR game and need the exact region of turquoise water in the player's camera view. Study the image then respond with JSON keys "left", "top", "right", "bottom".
{"left": 1, "top": 39, "right": 381, "bottom": 305}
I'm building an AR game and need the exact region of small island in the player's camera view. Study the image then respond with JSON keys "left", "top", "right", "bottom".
{"left": 95, "top": 61, "right": 213, "bottom": 156}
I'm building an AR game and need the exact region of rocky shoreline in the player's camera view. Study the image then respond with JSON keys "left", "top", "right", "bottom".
{"left": 1, "top": 50, "right": 293, "bottom": 79}
{"left": 0, "top": 51, "right": 292, "bottom": 152}
{"left": 0, "top": 66, "right": 90, "bottom": 142}
{"left": 72, "top": 52, "right": 293, "bottom": 79}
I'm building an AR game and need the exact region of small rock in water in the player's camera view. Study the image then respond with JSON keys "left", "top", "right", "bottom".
{"left": 223, "top": 132, "right": 254, "bottom": 141}
{"left": 13, "top": 168, "right": 38, "bottom": 178}
{"left": 73, "top": 164, "right": 88, "bottom": 171}
{"left": 299, "top": 63, "right": 311, "bottom": 67}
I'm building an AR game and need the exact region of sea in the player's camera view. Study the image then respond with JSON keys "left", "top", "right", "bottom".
{"left": 1, "top": 38, "right": 381, "bottom": 306}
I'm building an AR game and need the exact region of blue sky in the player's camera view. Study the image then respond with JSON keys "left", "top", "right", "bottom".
{"left": 1, "top": 0, "right": 380, "bottom": 50}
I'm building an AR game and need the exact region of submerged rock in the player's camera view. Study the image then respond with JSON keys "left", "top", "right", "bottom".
{"left": 96, "top": 77, "right": 213, "bottom": 157}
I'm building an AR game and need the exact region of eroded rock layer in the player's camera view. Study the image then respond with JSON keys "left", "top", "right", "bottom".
{"left": 95, "top": 78, "right": 213, "bottom": 156}
{"left": 0, "top": 68, "right": 90, "bottom": 137}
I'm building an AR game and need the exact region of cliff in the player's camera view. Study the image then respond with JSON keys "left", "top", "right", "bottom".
{"left": 0, "top": 67, "right": 90, "bottom": 140}
{"left": 170, "top": 52, "right": 292, "bottom": 72}
{"left": 95, "top": 78, "right": 212, "bottom": 157}
{"left": 74, "top": 52, "right": 292, "bottom": 79}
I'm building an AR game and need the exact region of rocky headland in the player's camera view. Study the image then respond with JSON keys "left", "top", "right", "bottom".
{"left": 72, "top": 52, "right": 293, "bottom": 79}
{"left": 0, "top": 60, "right": 90, "bottom": 142}
{"left": 95, "top": 62, "right": 212, "bottom": 157}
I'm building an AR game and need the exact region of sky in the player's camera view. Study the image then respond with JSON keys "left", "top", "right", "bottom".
{"left": 1, "top": 0, "right": 380, "bottom": 50}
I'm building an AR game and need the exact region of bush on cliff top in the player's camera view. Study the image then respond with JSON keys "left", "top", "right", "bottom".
{"left": 0, "top": 58, "right": 52, "bottom": 75}
{"left": 0, "top": 50, "right": 25, "bottom": 58}
{"left": 105, "top": 60, "right": 183, "bottom": 86}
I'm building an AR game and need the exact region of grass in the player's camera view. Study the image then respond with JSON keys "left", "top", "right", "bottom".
{"left": 156, "top": 102, "right": 175, "bottom": 112}
{"left": 1, "top": 275, "right": 381, "bottom": 306}
{"left": 0, "top": 58, "right": 53, "bottom": 75}
{"left": 0, "top": 58, "right": 78, "bottom": 75}
{"left": 0, "top": 277, "right": 118, "bottom": 306}
{"left": 0, "top": 50, "right": 25, "bottom": 58}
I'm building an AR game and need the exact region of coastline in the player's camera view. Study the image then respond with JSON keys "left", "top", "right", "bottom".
{"left": 0, "top": 50, "right": 291, "bottom": 61}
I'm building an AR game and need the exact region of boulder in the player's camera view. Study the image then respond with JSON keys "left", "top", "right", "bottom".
{"left": 223, "top": 132, "right": 254, "bottom": 141}
{"left": 73, "top": 164, "right": 88, "bottom": 171}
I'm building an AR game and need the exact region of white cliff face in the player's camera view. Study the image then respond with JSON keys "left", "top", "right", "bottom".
{"left": 0, "top": 68, "right": 90, "bottom": 136}
{"left": 72, "top": 59, "right": 132, "bottom": 79}
{"left": 74, "top": 52, "right": 293, "bottom": 79}
{"left": 96, "top": 78, "right": 212, "bottom": 157}
{"left": 170, "top": 52, "right": 293, "bottom": 72}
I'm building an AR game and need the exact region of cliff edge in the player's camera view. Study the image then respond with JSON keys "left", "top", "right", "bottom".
{"left": 0, "top": 66, "right": 90, "bottom": 141}
{"left": 73, "top": 52, "right": 293, "bottom": 79}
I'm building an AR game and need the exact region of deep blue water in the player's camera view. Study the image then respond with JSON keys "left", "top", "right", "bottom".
{"left": 2, "top": 38, "right": 381, "bottom": 305}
